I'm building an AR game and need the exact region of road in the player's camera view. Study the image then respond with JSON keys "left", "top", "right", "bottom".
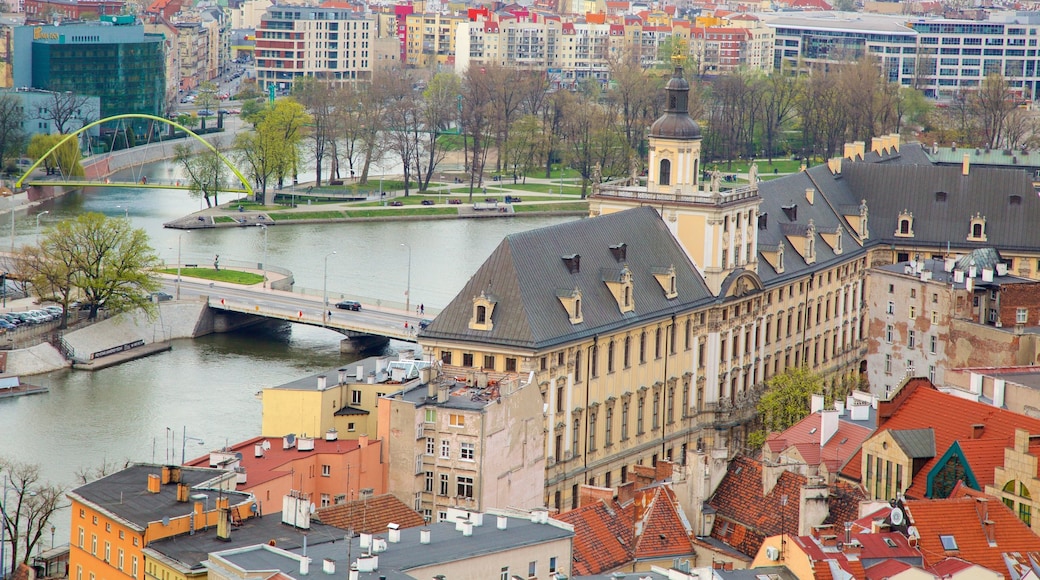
{"left": 165, "top": 278, "right": 427, "bottom": 342}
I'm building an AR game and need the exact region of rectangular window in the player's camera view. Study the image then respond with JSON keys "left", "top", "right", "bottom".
{"left": 104, "top": 542, "right": 110, "bottom": 562}
{"left": 885, "top": 354, "right": 892, "bottom": 373}
{"left": 439, "top": 473, "right": 449, "bottom": 495}
{"left": 931, "top": 310, "right": 939, "bottom": 324}
{"left": 118, "top": 549, "right": 124, "bottom": 571}
{"left": 462, "top": 353, "right": 473, "bottom": 366}
{"left": 621, "top": 402, "right": 629, "bottom": 440}
{"left": 505, "top": 357, "right": 517, "bottom": 372}
{"left": 909, "top": 305, "right": 917, "bottom": 319}
{"left": 887, "top": 301, "right": 895, "bottom": 314}
{"left": 930, "top": 335, "right": 937, "bottom": 354}
{"left": 637, "top": 397, "right": 645, "bottom": 434}
{"left": 78, "top": 527, "right": 84, "bottom": 548}
{"left": 351, "top": 390, "right": 362, "bottom": 405}
{"left": 321, "top": 464, "right": 331, "bottom": 477}
{"left": 441, "top": 350, "right": 452, "bottom": 364}
{"left": 440, "top": 439, "right": 450, "bottom": 458}
{"left": 886, "top": 325, "right": 893, "bottom": 343}
{"left": 132, "top": 556, "right": 138, "bottom": 579}
{"left": 449, "top": 414, "right": 465, "bottom": 427}
{"left": 424, "top": 409, "right": 436, "bottom": 423}
{"left": 483, "top": 354, "right": 495, "bottom": 369}
{"left": 605, "top": 407, "right": 613, "bottom": 446}
{"left": 528, "top": 561, "right": 537, "bottom": 578}
{"left": 460, "top": 442, "right": 475, "bottom": 460}
{"left": 457, "top": 476, "right": 474, "bottom": 498}
{"left": 425, "top": 471, "right": 434, "bottom": 493}
{"left": 908, "top": 330, "right": 916, "bottom": 349}
{"left": 549, "top": 557, "right": 557, "bottom": 573}
{"left": 1018, "top": 308, "right": 1029, "bottom": 323}
{"left": 501, "top": 568, "right": 509, "bottom": 580}
{"left": 91, "top": 535, "right": 97, "bottom": 555}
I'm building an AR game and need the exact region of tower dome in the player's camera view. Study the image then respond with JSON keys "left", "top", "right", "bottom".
{"left": 649, "top": 66, "right": 701, "bottom": 139}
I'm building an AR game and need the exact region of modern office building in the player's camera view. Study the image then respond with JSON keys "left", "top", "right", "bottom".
{"left": 12, "top": 18, "right": 166, "bottom": 131}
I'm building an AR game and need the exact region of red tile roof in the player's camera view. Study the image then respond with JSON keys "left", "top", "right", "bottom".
{"left": 905, "top": 495, "right": 1040, "bottom": 572}
{"left": 552, "top": 499, "right": 633, "bottom": 575}
{"left": 928, "top": 557, "right": 984, "bottom": 577}
{"left": 863, "top": 559, "right": 913, "bottom": 579}
{"left": 314, "top": 494, "right": 425, "bottom": 534}
{"left": 708, "top": 456, "right": 866, "bottom": 558}
{"left": 766, "top": 411, "right": 873, "bottom": 474}
{"left": 630, "top": 486, "right": 696, "bottom": 560}
{"left": 789, "top": 535, "right": 868, "bottom": 578}
{"left": 842, "top": 380, "right": 1040, "bottom": 496}
{"left": 185, "top": 436, "right": 362, "bottom": 490}
{"left": 947, "top": 438, "right": 1011, "bottom": 491}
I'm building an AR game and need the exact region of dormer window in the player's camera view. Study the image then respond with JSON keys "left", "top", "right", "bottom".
{"left": 968, "top": 213, "right": 987, "bottom": 242}
{"left": 805, "top": 219, "right": 816, "bottom": 265}
{"left": 652, "top": 265, "right": 678, "bottom": 300}
{"left": 895, "top": 210, "right": 914, "bottom": 238}
{"left": 603, "top": 266, "right": 635, "bottom": 313}
{"left": 469, "top": 291, "right": 497, "bottom": 331}
{"left": 557, "top": 287, "right": 584, "bottom": 324}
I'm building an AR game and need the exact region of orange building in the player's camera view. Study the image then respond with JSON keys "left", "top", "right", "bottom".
{"left": 66, "top": 465, "right": 255, "bottom": 580}
{"left": 184, "top": 433, "right": 387, "bottom": 512}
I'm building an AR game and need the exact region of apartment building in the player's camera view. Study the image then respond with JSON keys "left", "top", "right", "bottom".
{"left": 403, "top": 11, "right": 463, "bottom": 68}
{"left": 254, "top": 6, "right": 377, "bottom": 92}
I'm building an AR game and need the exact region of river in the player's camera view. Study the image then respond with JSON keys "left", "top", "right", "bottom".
{"left": 0, "top": 167, "right": 577, "bottom": 545}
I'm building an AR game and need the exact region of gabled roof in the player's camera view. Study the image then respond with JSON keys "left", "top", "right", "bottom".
{"left": 764, "top": 408, "right": 874, "bottom": 474}
{"left": 842, "top": 379, "right": 1040, "bottom": 497}
{"left": 862, "top": 559, "right": 913, "bottom": 579}
{"left": 905, "top": 495, "right": 1040, "bottom": 572}
{"left": 314, "top": 494, "right": 426, "bottom": 534}
{"left": 421, "top": 207, "right": 713, "bottom": 351}
{"left": 184, "top": 436, "right": 364, "bottom": 491}
{"left": 629, "top": 485, "right": 696, "bottom": 560}
{"left": 552, "top": 499, "right": 634, "bottom": 575}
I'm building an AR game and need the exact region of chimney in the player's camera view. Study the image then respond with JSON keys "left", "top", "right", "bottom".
{"left": 300, "top": 557, "right": 310, "bottom": 576}
{"left": 217, "top": 506, "right": 231, "bottom": 541}
{"left": 356, "top": 365, "right": 364, "bottom": 381}
{"left": 161, "top": 465, "right": 172, "bottom": 485}
{"left": 890, "top": 133, "right": 900, "bottom": 151}
{"left": 359, "top": 434, "right": 369, "bottom": 448}
{"left": 437, "top": 385, "right": 449, "bottom": 403}
{"left": 962, "top": 153, "right": 970, "bottom": 176}
{"left": 176, "top": 483, "right": 190, "bottom": 502}
{"left": 820, "top": 409, "right": 839, "bottom": 446}
{"left": 655, "top": 459, "right": 673, "bottom": 482}
{"left": 323, "top": 559, "right": 335, "bottom": 574}
{"left": 616, "top": 481, "right": 636, "bottom": 505}
{"left": 461, "top": 520, "right": 473, "bottom": 536}
{"left": 811, "top": 393, "right": 824, "bottom": 414}
{"left": 420, "top": 529, "right": 431, "bottom": 544}
{"left": 387, "top": 523, "right": 400, "bottom": 543}
{"left": 428, "top": 380, "right": 437, "bottom": 400}
{"left": 170, "top": 467, "right": 182, "bottom": 483}
{"left": 871, "top": 137, "right": 883, "bottom": 154}
{"left": 360, "top": 533, "right": 372, "bottom": 550}
{"left": 497, "top": 515, "right": 508, "bottom": 530}
{"left": 325, "top": 429, "right": 338, "bottom": 441}
{"left": 972, "top": 424, "right": 985, "bottom": 439}
{"left": 805, "top": 188, "right": 814, "bottom": 205}
{"left": 609, "top": 243, "right": 627, "bottom": 262}
{"left": 855, "top": 141, "right": 866, "bottom": 158}
{"left": 843, "top": 142, "right": 856, "bottom": 160}
{"left": 337, "top": 368, "right": 347, "bottom": 384}
{"left": 317, "top": 375, "right": 327, "bottom": 390}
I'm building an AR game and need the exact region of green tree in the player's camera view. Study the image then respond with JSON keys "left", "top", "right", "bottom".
{"left": 195, "top": 81, "right": 219, "bottom": 113}
{"left": 174, "top": 142, "right": 229, "bottom": 208}
{"left": 16, "top": 213, "right": 160, "bottom": 321}
{"left": 502, "top": 114, "right": 545, "bottom": 183}
{"left": 747, "top": 367, "right": 824, "bottom": 450}
{"left": 26, "top": 133, "right": 84, "bottom": 177}
{"left": 234, "top": 99, "right": 311, "bottom": 204}
{"left": 0, "top": 458, "right": 65, "bottom": 575}
{"left": 293, "top": 77, "right": 339, "bottom": 187}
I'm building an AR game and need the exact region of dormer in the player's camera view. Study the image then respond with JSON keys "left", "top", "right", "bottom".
{"left": 967, "top": 213, "right": 987, "bottom": 242}
{"left": 782, "top": 220, "right": 816, "bottom": 265}
{"left": 894, "top": 210, "right": 914, "bottom": 238}
{"left": 820, "top": 226, "right": 843, "bottom": 255}
{"left": 603, "top": 266, "right": 635, "bottom": 313}
{"left": 842, "top": 199, "right": 869, "bottom": 241}
{"left": 652, "top": 265, "right": 678, "bottom": 300}
{"left": 469, "top": 290, "right": 497, "bottom": 331}
{"left": 805, "top": 219, "right": 816, "bottom": 264}
{"left": 557, "top": 287, "right": 584, "bottom": 324}
{"left": 760, "top": 241, "right": 785, "bottom": 274}
{"left": 562, "top": 253, "right": 581, "bottom": 274}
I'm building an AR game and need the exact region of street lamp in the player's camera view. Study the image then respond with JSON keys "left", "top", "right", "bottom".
{"left": 322, "top": 250, "right": 336, "bottom": 326}
{"left": 400, "top": 242, "right": 411, "bottom": 313}
{"left": 256, "top": 224, "right": 268, "bottom": 289}
{"left": 180, "top": 426, "right": 205, "bottom": 465}
{"left": 176, "top": 231, "right": 190, "bottom": 300}
{"left": 35, "top": 211, "right": 48, "bottom": 245}
{"left": 116, "top": 205, "right": 129, "bottom": 219}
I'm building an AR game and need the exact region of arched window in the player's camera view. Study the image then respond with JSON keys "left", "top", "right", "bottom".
{"left": 659, "top": 159, "right": 671, "bottom": 186}
{"left": 973, "top": 222, "right": 983, "bottom": 238}
{"left": 624, "top": 286, "right": 631, "bottom": 307}
{"left": 900, "top": 219, "right": 910, "bottom": 234}
{"left": 476, "top": 305, "right": 486, "bottom": 323}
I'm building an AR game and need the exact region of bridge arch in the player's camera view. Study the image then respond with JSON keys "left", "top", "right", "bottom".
{"left": 15, "top": 113, "right": 253, "bottom": 196}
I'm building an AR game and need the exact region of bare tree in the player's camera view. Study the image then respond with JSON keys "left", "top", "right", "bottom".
{"left": 293, "top": 77, "right": 339, "bottom": 187}
{"left": 461, "top": 67, "right": 496, "bottom": 200}
{"left": 0, "top": 459, "right": 66, "bottom": 575}
{"left": 972, "top": 73, "right": 1018, "bottom": 149}
{"left": 0, "top": 94, "right": 25, "bottom": 169}
{"left": 761, "top": 70, "right": 799, "bottom": 162}
{"left": 35, "top": 91, "right": 94, "bottom": 134}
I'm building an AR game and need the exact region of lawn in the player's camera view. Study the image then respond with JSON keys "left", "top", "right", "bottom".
{"left": 708, "top": 158, "right": 805, "bottom": 174}
{"left": 345, "top": 207, "right": 458, "bottom": 218}
{"left": 352, "top": 195, "right": 449, "bottom": 208}
{"left": 213, "top": 216, "right": 237, "bottom": 224}
{"left": 499, "top": 183, "right": 585, "bottom": 195}
{"left": 158, "top": 268, "right": 264, "bottom": 285}
{"left": 268, "top": 211, "right": 346, "bottom": 221}
{"left": 513, "top": 202, "right": 589, "bottom": 213}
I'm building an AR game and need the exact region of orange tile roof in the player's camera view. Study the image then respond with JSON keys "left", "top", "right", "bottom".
{"left": 863, "top": 559, "right": 913, "bottom": 579}
{"left": 905, "top": 495, "right": 1040, "bottom": 572}
{"left": 843, "top": 380, "right": 1040, "bottom": 497}
{"left": 766, "top": 411, "right": 873, "bottom": 474}
{"left": 708, "top": 456, "right": 865, "bottom": 558}
{"left": 314, "top": 494, "right": 425, "bottom": 534}
{"left": 185, "top": 436, "right": 363, "bottom": 490}
{"left": 631, "top": 486, "right": 696, "bottom": 560}
{"left": 552, "top": 499, "right": 634, "bottom": 575}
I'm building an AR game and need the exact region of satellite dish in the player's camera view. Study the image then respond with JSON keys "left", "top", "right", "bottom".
{"left": 907, "top": 525, "right": 919, "bottom": 539}
{"left": 891, "top": 507, "right": 904, "bottom": 526}
{"left": 310, "top": 503, "right": 317, "bottom": 514}
{"left": 250, "top": 503, "right": 259, "bottom": 514}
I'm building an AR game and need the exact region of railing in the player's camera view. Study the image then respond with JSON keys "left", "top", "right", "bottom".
{"left": 594, "top": 181, "right": 757, "bottom": 205}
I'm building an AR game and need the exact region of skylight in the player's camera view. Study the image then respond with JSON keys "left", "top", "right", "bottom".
{"left": 939, "top": 534, "right": 958, "bottom": 551}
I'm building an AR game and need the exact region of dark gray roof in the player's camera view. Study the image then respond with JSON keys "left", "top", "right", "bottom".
{"left": 215, "top": 513, "right": 573, "bottom": 580}
{"left": 876, "top": 257, "right": 1034, "bottom": 290}
{"left": 145, "top": 515, "right": 345, "bottom": 573}
{"left": 890, "top": 428, "right": 936, "bottom": 459}
{"left": 69, "top": 464, "right": 253, "bottom": 530}
{"left": 421, "top": 207, "right": 714, "bottom": 350}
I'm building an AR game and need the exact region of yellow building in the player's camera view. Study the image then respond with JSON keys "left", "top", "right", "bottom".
{"left": 67, "top": 465, "right": 252, "bottom": 580}
{"left": 261, "top": 356, "right": 427, "bottom": 439}
{"left": 404, "top": 12, "right": 464, "bottom": 67}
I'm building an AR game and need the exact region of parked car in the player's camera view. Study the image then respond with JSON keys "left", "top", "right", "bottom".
{"left": 151, "top": 291, "right": 173, "bottom": 302}
{"left": 421, "top": 200, "right": 435, "bottom": 206}
{"left": 390, "top": 201, "right": 404, "bottom": 206}
{"left": 42, "top": 305, "right": 63, "bottom": 315}
{"left": 448, "top": 199, "right": 462, "bottom": 205}
{"left": 0, "top": 320, "right": 16, "bottom": 330}
{"left": 336, "top": 300, "right": 362, "bottom": 311}
{"left": 0, "top": 314, "right": 22, "bottom": 326}
{"left": 198, "top": 109, "right": 214, "bottom": 116}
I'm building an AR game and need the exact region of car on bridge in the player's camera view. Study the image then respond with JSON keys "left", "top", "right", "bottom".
{"left": 418, "top": 318, "right": 432, "bottom": 330}
{"left": 336, "top": 300, "right": 362, "bottom": 311}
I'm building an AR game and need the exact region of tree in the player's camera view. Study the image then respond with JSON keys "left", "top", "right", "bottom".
{"left": 16, "top": 213, "right": 161, "bottom": 321}
{"left": 33, "top": 91, "right": 94, "bottom": 134}
{"left": 26, "top": 133, "right": 84, "bottom": 177}
{"left": 972, "top": 73, "right": 1018, "bottom": 149}
{"left": 0, "top": 94, "right": 25, "bottom": 168}
{"left": 195, "top": 81, "right": 219, "bottom": 114}
{"left": 234, "top": 99, "right": 311, "bottom": 204}
{"left": 174, "top": 141, "right": 229, "bottom": 208}
{"left": 747, "top": 367, "right": 824, "bottom": 450}
{"left": 502, "top": 114, "right": 546, "bottom": 183}
{"left": 761, "top": 70, "right": 800, "bottom": 162}
{"left": 414, "top": 72, "right": 461, "bottom": 191}
{"left": 293, "top": 77, "right": 339, "bottom": 187}
{"left": 0, "top": 458, "right": 65, "bottom": 575}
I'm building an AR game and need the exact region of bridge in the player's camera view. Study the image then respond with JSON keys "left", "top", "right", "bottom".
{"left": 168, "top": 273, "right": 434, "bottom": 353}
